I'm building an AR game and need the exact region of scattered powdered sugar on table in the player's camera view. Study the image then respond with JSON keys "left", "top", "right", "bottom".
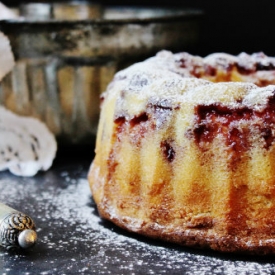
{"left": 0, "top": 165, "right": 275, "bottom": 275}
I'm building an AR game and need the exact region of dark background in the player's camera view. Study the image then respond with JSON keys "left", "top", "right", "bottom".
{"left": 2, "top": 0, "right": 275, "bottom": 57}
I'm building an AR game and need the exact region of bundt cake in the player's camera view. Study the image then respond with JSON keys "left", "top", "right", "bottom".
{"left": 88, "top": 50, "right": 275, "bottom": 254}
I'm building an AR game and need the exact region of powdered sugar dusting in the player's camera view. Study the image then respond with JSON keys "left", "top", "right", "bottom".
{"left": 106, "top": 50, "right": 275, "bottom": 123}
{"left": 0, "top": 161, "right": 275, "bottom": 274}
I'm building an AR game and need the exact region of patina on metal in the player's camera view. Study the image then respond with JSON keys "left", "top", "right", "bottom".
{"left": 0, "top": 202, "right": 37, "bottom": 250}
{"left": 0, "top": 3, "right": 203, "bottom": 145}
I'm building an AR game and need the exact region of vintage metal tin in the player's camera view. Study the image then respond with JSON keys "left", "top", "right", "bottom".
{"left": 0, "top": 3, "right": 203, "bottom": 144}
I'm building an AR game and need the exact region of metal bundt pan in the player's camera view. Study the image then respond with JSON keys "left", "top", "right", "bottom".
{"left": 0, "top": 2, "right": 203, "bottom": 145}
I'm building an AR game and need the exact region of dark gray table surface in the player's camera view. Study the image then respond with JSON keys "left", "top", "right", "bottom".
{"left": 1, "top": 147, "right": 275, "bottom": 275}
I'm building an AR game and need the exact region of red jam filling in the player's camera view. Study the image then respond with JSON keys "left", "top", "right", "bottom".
{"left": 160, "top": 140, "right": 175, "bottom": 162}
{"left": 194, "top": 95, "right": 275, "bottom": 151}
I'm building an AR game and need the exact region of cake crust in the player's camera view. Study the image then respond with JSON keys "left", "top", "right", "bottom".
{"left": 89, "top": 50, "right": 275, "bottom": 255}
